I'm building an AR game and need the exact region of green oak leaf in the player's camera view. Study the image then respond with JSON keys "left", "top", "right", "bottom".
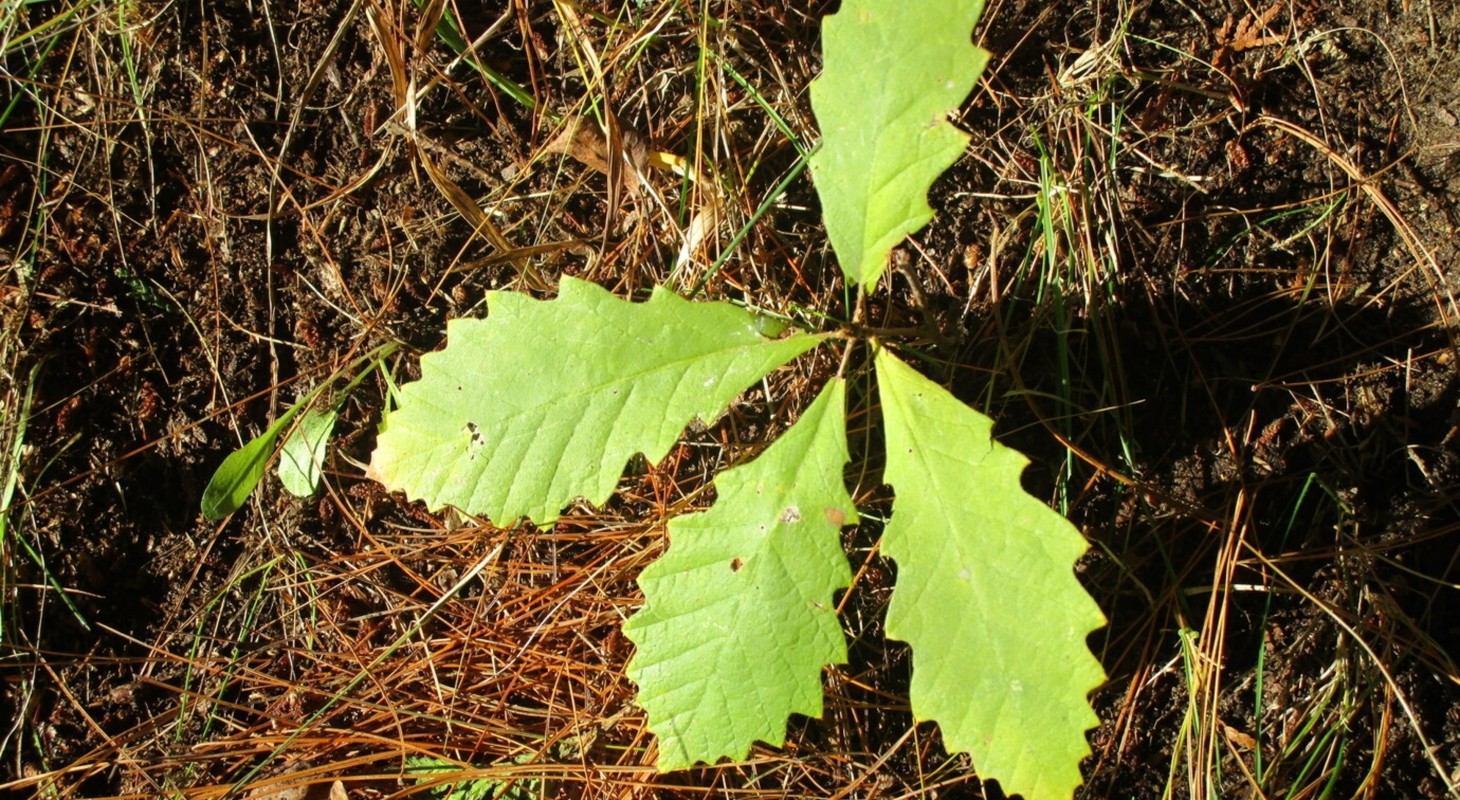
{"left": 368, "top": 277, "right": 826, "bottom": 524}
{"left": 875, "top": 348, "right": 1105, "bottom": 800}
{"left": 809, "top": 0, "right": 989, "bottom": 290}
{"left": 624, "top": 379, "right": 856, "bottom": 770}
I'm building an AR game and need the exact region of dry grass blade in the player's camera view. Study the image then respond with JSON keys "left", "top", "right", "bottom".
{"left": 550, "top": 0, "right": 626, "bottom": 240}
{"left": 367, "top": 0, "right": 546, "bottom": 291}
{"left": 416, "top": 142, "right": 549, "bottom": 291}
{"left": 1257, "top": 115, "right": 1459, "bottom": 353}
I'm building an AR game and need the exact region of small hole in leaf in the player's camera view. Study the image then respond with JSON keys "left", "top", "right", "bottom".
{"left": 464, "top": 421, "right": 485, "bottom": 448}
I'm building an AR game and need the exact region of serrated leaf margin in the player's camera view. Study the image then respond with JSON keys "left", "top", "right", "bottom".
{"left": 624, "top": 379, "right": 856, "bottom": 770}
{"left": 809, "top": 0, "right": 990, "bottom": 289}
{"left": 367, "top": 277, "right": 827, "bottom": 524}
{"left": 875, "top": 347, "right": 1105, "bottom": 800}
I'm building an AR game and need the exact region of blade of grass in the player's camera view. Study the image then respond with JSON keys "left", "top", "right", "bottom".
{"left": 176, "top": 556, "right": 283, "bottom": 743}
{"left": 1, "top": 362, "right": 91, "bottom": 633}
{"left": 688, "top": 141, "right": 819, "bottom": 297}
{"left": 410, "top": 0, "right": 537, "bottom": 111}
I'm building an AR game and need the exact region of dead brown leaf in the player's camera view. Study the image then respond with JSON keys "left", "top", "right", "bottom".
{"left": 546, "top": 116, "right": 650, "bottom": 195}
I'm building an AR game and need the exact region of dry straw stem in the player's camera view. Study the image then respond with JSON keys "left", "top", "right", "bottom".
{"left": 544, "top": 0, "right": 736, "bottom": 291}
{"left": 365, "top": 1, "right": 547, "bottom": 291}
{"left": 1257, "top": 114, "right": 1459, "bottom": 354}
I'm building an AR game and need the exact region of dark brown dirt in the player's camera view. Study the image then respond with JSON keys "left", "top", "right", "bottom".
{"left": 2, "top": 1, "right": 1458, "bottom": 798}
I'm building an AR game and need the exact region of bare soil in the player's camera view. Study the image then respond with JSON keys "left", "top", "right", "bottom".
{"left": 2, "top": 1, "right": 1458, "bottom": 798}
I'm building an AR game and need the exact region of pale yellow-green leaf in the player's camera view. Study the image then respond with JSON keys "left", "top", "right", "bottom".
{"left": 809, "top": 0, "right": 989, "bottom": 289}
{"left": 368, "top": 278, "right": 826, "bottom": 524}
{"left": 278, "top": 408, "right": 336, "bottom": 498}
{"left": 624, "top": 380, "right": 855, "bottom": 770}
{"left": 876, "top": 348, "right": 1105, "bottom": 800}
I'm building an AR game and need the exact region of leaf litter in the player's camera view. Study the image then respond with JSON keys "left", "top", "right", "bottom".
{"left": 5, "top": 1, "right": 1460, "bottom": 798}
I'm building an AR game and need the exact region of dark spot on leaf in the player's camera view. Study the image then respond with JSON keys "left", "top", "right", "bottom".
{"left": 730, "top": 557, "right": 744, "bottom": 572}
{"left": 465, "top": 421, "right": 485, "bottom": 448}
